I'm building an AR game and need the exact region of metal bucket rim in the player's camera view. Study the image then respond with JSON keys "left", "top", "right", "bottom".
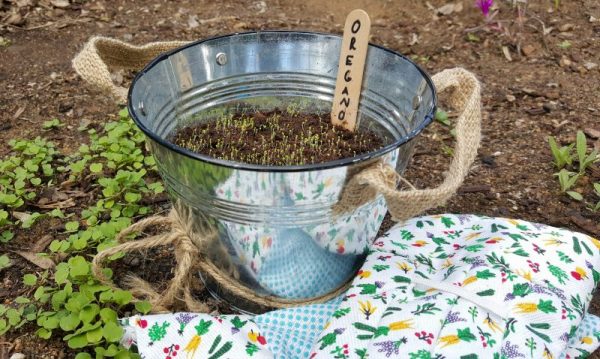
{"left": 128, "top": 30, "right": 437, "bottom": 173}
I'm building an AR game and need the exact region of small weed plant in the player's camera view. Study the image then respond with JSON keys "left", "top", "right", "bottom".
{"left": 0, "top": 109, "right": 165, "bottom": 357}
{"left": 42, "top": 118, "right": 64, "bottom": 130}
{"left": 548, "top": 131, "right": 600, "bottom": 211}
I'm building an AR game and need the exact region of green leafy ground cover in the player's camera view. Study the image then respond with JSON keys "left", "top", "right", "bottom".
{"left": 0, "top": 109, "right": 164, "bottom": 358}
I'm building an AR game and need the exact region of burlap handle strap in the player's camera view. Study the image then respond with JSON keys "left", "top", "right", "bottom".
{"left": 336, "top": 67, "right": 481, "bottom": 221}
{"left": 72, "top": 36, "right": 189, "bottom": 103}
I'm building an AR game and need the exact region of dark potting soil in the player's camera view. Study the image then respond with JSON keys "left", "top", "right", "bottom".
{"left": 170, "top": 109, "right": 385, "bottom": 166}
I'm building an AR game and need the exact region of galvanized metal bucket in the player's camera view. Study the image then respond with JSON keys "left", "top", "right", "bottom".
{"left": 127, "top": 31, "right": 436, "bottom": 311}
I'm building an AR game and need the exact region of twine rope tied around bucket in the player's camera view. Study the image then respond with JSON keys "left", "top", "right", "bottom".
{"left": 91, "top": 212, "right": 207, "bottom": 313}
{"left": 75, "top": 37, "right": 482, "bottom": 312}
{"left": 91, "top": 209, "right": 353, "bottom": 312}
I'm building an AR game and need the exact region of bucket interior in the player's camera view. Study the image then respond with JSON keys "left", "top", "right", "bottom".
{"left": 129, "top": 31, "right": 436, "bottom": 171}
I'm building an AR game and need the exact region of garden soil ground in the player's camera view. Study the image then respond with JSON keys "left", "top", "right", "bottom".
{"left": 1, "top": 0, "right": 599, "bottom": 357}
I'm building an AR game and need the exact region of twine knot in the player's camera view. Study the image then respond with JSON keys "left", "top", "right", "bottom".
{"left": 92, "top": 208, "right": 351, "bottom": 313}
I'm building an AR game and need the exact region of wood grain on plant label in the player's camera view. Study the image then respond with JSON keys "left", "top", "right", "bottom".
{"left": 331, "top": 9, "right": 371, "bottom": 131}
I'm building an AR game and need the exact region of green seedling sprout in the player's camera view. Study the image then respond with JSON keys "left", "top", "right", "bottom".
{"left": 549, "top": 130, "right": 600, "bottom": 211}
{"left": 42, "top": 118, "right": 64, "bottom": 130}
{"left": 0, "top": 108, "right": 162, "bottom": 356}
{"left": 548, "top": 136, "right": 574, "bottom": 170}
{"left": 576, "top": 131, "right": 599, "bottom": 174}
{"left": 171, "top": 106, "right": 382, "bottom": 166}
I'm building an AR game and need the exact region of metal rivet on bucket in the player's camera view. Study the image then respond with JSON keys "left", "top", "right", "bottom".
{"left": 216, "top": 52, "right": 228, "bottom": 66}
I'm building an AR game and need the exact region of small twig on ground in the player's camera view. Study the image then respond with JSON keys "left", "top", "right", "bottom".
{"left": 458, "top": 184, "right": 492, "bottom": 194}
{"left": 12, "top": 106, "right": 25, "bottom": 120}
{"left": 569, "top": 212, "right": 600, "bottom": 236}
{"left": 13, "top": 250, "right": 55, "bottom": 270}
{"left": 198, "top": 15, "right": 237, "bottom": 25}
{"left": 19, "top": 117, "right": 35, "bottom": 124}
{"left": 139, "top": 193, "right": 170, "bottom": 206}
{"left": 3, "top": 17, "right": 92, "bottom": 31}
{"left": 528, "top": 16, "right": 550, "bottom": 52}
{"left": 464, "top": 11, "right": 503, "bottom": 33}
{"left": 32, "top": 198, "right": 76, "bottom": 209}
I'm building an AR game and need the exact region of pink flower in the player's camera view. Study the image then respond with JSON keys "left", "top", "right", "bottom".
{"left": 475, "top": 0, "right": 493, "bottom": 17}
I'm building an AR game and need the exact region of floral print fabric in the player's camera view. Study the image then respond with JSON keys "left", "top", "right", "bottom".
{"left": 312, "top": 214, "right": 600, "bottom": 358}
{"left": 121, "top": 313, "right": 273, "bottom": 359}
{"left": 120, "top": 312, "right": 600, "bottom": 359}
{"left": 121, "top": 215, "right": 600, "bottom": 358}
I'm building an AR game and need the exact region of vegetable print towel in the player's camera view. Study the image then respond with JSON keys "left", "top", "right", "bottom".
{"left": 121, "top": 214, "right": 600, "bottom": 358}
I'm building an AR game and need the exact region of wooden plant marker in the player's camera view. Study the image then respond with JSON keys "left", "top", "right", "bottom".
{"left": 331, "top": 9, "right": 371, "bottom": 131}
